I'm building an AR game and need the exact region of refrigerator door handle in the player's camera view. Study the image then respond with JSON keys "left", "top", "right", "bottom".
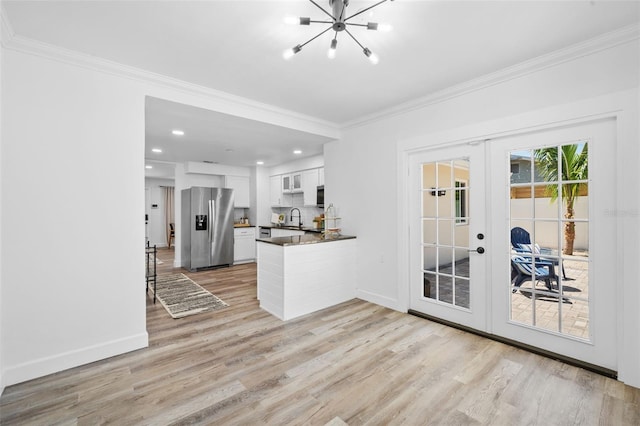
{"left": 208, "top": 200, "right": 213, "bottom": 242}
{"left": 210, "top": 199, "right": 216, "bottom": 242}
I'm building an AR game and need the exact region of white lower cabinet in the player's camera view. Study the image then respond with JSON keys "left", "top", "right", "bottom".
{"left": 234, "top": 227, "right": 256, "bottom": 264}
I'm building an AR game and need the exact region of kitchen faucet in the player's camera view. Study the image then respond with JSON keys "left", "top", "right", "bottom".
{"left": 290, "top": 208, "right": 302, "bottom": 227}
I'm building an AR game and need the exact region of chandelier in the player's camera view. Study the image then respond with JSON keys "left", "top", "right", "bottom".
{"left": 283, "top": 0, "right": 394, "bottom": 64}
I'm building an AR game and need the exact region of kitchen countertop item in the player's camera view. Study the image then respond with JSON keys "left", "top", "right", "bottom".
{"left": 256, "top": 233, "right": 355, "bottom": 246}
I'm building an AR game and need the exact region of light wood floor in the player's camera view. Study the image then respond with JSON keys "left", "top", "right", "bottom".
{"left": 1, "top": 247, "right": 639, "bottom": 425}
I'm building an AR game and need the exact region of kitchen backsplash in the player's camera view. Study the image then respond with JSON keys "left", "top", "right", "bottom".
{"left": 270, "top": 206, "right": 324, "bottom": 228}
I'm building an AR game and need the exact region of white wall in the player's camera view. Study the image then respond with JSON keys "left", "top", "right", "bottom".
{"left": 1, "top": 49, "right": 149, "bottom": 386}
{"left": 327, "top": 38, "right": 640, "bottom": 386}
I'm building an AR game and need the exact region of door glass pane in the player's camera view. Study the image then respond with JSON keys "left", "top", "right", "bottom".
{"left": 422, "top": 163, "right": 437, "bottom": 193}
{"left": 510, "top": 150, "right": 532, "bottom": 184}
{"left": 511, "top": 186, "right": 532, "bottom": 219}
{"left": 509, "top": 142, "right": 590, "bottom": 341}
{"left": 422, "top": 219, "right": 436, "bottom": 244}
{"left": 534, "top": 147, "right": 559, "bottom": 183}
{"left": 421, "top": 158, "right": 471, "bottom": 310}
{"left": 438, "top": 162, "right": 453, "bottom": 189}
{"left": 438, "top": 220, "right": 453, "bottom": 246}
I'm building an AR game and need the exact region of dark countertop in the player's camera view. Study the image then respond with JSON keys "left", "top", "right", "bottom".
{"left": 257, "top": 234, "right": 356, "bottom": 247}
{"left": 259, "top": 224, "right": 323, "bottom": 234}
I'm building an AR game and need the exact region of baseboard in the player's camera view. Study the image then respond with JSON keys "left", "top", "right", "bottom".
{"left": 356, "top": 289, "right": 401, "bottom": 311}
{"left": 3, "top": 332, "right": 149, "bottom": 387}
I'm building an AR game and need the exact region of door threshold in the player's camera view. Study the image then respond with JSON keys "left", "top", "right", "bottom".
{"left": 408, "top": 309, "right": 617, "bottom": 380}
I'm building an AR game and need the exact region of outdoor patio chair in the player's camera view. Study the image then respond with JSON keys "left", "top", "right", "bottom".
{"left": 510, "top": 227, "right": 568, "bottom": 279}
{"left": 511, "top": 255, "right": 557, "bottom": 293}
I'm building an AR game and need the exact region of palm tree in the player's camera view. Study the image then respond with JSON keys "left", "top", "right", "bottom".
{"left": 534, "top": 144, "right": 588, "bottom": 255}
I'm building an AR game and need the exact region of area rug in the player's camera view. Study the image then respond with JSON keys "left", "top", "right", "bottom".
{"left": 151, "top": 273, "right": 228, "bottom": 319}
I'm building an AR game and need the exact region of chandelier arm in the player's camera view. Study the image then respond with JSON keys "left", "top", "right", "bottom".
{"left": 308, "top": 0, "right": 336, "bottom": 20}
{"left": 299, "top": 25, "right": 334, "bottom": 48}
{"left": 338, "top": 1, "right": 348, "bottom": 22}
{"left": 344, "top": 28, "right": 366, "bottom": 51}
{"left": 310, "top": 20, "right": 334, "bottom": 24}
{"left": 345, "top": 0, "right": 389, "bottom": 22}
{"left": 345, "top": 23, "right": 369, "bottom": 28}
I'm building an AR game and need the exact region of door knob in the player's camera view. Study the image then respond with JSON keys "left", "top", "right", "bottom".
{"left": 468, "top": 247, "right": 485, "bottom": 254}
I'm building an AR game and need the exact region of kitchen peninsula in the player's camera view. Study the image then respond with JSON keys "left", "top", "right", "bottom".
{"left": 256, "top": 233, "right": 356, "bottom": 321}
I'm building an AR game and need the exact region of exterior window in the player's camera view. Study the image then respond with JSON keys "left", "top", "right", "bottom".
{"left": 455, "top": 180, "right": 467, "bottom": 224}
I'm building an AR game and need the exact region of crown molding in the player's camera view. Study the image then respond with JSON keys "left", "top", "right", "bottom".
{"left": 342, "top": 23, "right": 640, "bottom": 130}
{"left": 0, "top": 19, "right": 340, "bottom": 137}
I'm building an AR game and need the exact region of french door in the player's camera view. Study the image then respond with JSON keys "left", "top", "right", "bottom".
{"left": 409, "top": 118, "right": 617, "bottom": 371}
{"left": 409, "top": 143, "right": 487, "bottom": 331}
{"left": 489, "top": 119, "right": 617, "bottom": 370}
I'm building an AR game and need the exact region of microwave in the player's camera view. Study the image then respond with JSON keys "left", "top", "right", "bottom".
{"left": 317, "top": 185, "right": 324, "bottom": 208}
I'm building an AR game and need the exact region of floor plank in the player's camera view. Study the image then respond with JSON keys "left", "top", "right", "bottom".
{"left": 1, "top": 247, "right": 639, "bottom": 425}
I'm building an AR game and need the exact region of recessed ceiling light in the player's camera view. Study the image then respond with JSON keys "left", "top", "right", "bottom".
{"left": 256, "top": 161, "right": 264, "bottom": 165}
{"left": 293, "top": 150, "right": 302, "bottom": 154}
{"left": 172, "top": 129, "right": 184, "bottom": 136}
{"left": 145, "top": 165, "right": 153, "bottom": 169}
{"left": 151, "top": 148, "right": 162, "bottom": 153}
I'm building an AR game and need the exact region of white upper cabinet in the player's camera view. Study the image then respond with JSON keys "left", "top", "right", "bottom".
{"left": 292, "top": 172, "right": 302, "bottom": 192}
{"left": 282, "top": 173, "right": 303, "bottom": 193}
{"left": 225, "top": 175, "right": 250, "bottom": 208}
{"left": 282, "top": 175, "right": 292, "bottom": 193}
{"left": 271, "top": 175, "right": 284, "bottom": 206}
{"left": 272, "top": 168, "right": 322, "bottom": 207}
{"left": 271, "top": 175, "right": 292, "bottom": 207}
{"left": 302, "top": 169, "right": 319, "bottom": 206}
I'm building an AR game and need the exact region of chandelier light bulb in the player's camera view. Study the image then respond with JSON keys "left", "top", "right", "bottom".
{"left": 328, "top": 39, "right": 338, "bottom": 59}
{"left": 283, "top": 16, "right": 298, "bottom": 25}
{"left": 363, "top": 47, "right": 379, "bottom": 65}
{"left": 283, "top": 45, "right": 302, "bottom": 60}
{"left": 378, "top": 23, "right": 393, "bottom": 32}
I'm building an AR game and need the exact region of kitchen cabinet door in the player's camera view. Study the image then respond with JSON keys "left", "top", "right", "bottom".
{"left": 225, "top": 175, "right": 250, "bottom": 208}
{"left": 271, "top": 175, "right": 292, "bottom": 207}
{"left": 270, "top": 175, "right": 283, "bottom": 206}
{"left": 302, "top": 169, "right": 319, "bottom": 206}
{"left": 234, "top": 227, "right": 256, "bottom": 263}
{"left": 292, "top": 173, "right": 302, "bottom": 192}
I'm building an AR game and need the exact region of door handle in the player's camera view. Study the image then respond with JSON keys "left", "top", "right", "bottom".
{"left": 468, "top": 247, "right": 485, "bottom": 254}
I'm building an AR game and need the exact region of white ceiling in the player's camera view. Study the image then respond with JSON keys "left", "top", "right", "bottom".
{"left": 3, "top": 1, "right": 639, "bottom": 178}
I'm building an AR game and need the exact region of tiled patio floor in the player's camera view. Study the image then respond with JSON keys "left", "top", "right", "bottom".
{"left": 511, "top": 257, "right": 590, "bottom": 339}
{"left": 425, "top": 254, "right": 590, "bottom": 339}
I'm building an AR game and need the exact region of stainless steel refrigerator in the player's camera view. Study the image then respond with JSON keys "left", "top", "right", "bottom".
{"left": 181, "top": 187, "right": 234, "bottom": 271}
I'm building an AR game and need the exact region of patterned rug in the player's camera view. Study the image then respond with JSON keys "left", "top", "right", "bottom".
{"left": 151, "top": 273, "right": 228, "bottom": 319}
